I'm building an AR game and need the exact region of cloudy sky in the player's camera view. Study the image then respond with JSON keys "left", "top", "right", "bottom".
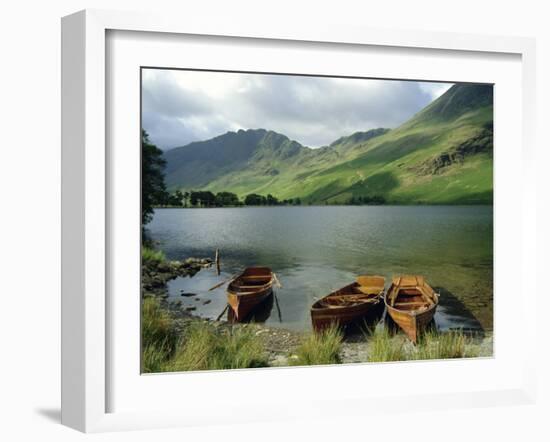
{"left": 142, "top": 69, "right": 453, "bottom": 150}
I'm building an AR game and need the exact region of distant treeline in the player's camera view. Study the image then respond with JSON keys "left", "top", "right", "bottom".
{"left": 157, "top": 190, "right": 303, "bottom": 208}
{"left": 346, "top": 195, "right": 386, "bottom": 205}
{"left": 157, "top": 190, "right": 386, "bottom": 208}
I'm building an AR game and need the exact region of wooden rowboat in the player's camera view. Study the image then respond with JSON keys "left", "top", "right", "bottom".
{"left": 227, "top": 267, "right": 275, "bottom": 321}
{"left": 311, "top": 275, "right": 385, "bottom": 332}
{"left": 384, "top": 275, "right": 439, "bottom": 343}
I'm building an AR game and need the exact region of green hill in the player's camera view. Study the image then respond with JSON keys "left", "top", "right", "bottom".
{"left": 163, "top": 83, "right": 493, "bottom": 204}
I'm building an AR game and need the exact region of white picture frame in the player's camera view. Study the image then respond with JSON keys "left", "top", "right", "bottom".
{"left": 61, "top": 9, "right": 538, "bottom": 433}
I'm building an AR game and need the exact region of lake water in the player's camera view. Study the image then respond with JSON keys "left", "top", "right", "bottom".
{"left": 147, "top": 206, "right": 493, "bottom": 333}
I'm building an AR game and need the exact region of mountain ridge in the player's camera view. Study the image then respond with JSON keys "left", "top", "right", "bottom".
{"left": 162, "top": 83, "right": 493, "bottom": 204}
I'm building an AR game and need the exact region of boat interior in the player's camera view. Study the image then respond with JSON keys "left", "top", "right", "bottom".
{"left": 319, "top": 284, "right": 381, "bottom": 308}
{"left": 231, "top": 275, "right": 273, "bottom": 293}
{"left": 390, "top": 287, "right": 434, "bottom": 311}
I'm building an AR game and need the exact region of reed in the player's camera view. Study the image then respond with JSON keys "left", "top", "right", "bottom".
{"left": 291, "top": 323, "right": 343, "bottom": 366}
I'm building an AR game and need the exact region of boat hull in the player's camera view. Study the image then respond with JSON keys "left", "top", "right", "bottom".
{"left": 227, "top": 287, "right": 273, "bottom": 321}
{"left": 384, "top": 275, "right": 438, "bottom": 343}
{"left": 385, "top": 303, "right": 436, "bottom": 343}
{"left": 311, "top": 276, "right": 385, "bottom": 332}
{"left": 311, "top": 299, "right": 383, "bottom": 331}
{"left": 227, "top": 267, "right": 275, "bottom": 322}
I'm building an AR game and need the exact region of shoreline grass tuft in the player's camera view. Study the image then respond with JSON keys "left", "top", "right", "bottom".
{"left": 290, "top": 323, "right": 343, "bottom": 366}
{"left": 413, "top": 329, "right": 480, "bottom": 360}
{"left": 142, "top": 246, "right": 166, "bottom": 265}
{"left": 368, "top": 326, "right": 407, "bottom": 362}
{"left": 367, "top": 326, "right": 480, "bottom": 362}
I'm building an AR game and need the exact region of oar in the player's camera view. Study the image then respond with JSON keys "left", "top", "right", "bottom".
{"left": 273, "top": 292, "right": 283, "bottom": 323}
{"left": 216, "top": 304, "right": 229, "bottom": 321}
{"left": 208, "top": 272, "right": 240, "bottom": 291}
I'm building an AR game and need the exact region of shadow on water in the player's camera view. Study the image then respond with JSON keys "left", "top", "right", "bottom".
{"left": 434, "top": 286, "right": 486, "bottom": 337}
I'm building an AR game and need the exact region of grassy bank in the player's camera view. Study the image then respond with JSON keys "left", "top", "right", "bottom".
{"left": 142, "top": 297, "right": 269, "bottom": 373}
{"left": 142, "top": 298, "right": 487, "bottom": 373}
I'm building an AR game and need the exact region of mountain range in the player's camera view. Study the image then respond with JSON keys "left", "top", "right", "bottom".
{"left": 163, "top": 83, "right": 493, "bottom": 204}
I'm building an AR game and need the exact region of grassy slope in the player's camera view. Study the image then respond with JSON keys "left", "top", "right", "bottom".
{"left": 168, "top": 85, "right": 493, "bottom": 204}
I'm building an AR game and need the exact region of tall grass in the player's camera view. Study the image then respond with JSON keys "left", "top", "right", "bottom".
{"left": 413, "top": 329, "right": 480, "bottom": 360}
{"left": 142, "top": 246, "right": 166, "bottom": 265}
{"left": 367, "top": 326, "right": 407, "bottom": 362}
{"left": 165, "top": 322, "right": 269, "bottom": 372}
{"left": 291, "top": 323, "right": 343, "bottom": 366}
{"left": 367, "top": 327, "right": 480, "bottom": 362}
{"left": 141, "top": 297, "right": 178, "bottom": 373}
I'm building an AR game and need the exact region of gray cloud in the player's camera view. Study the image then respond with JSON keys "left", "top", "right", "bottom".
{"left": 142, "top": 69, "right": 452, "bottom": 150}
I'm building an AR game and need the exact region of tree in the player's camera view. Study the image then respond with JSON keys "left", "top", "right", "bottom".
{"left": 215, "top": 191, "right": 240, "bottom": 207}
{"left": 190, "top": 190, "right": 216, "bottom": 207}
{"left": 167, "top": 190, "right": 184, "bottom": 206}
{"left": 173, "top": 190, "right": 184, "bottom": 206}
{"left": 244, "top": 193, "right": 266, "bottom": 206}
{"left": 142, "top": 130, "right": 168, "bottom": 224}
{"left": 266, "top": 194, "right": 279, "bottom": 205}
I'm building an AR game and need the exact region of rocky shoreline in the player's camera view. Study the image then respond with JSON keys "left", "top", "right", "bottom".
{"left": 142, "top": 256, "right": 493, "bottom": 366}
{"left": 141, "top": 255, "right": 307, "bottom": 365}
{"left": 141, "top": 256, "right": 213, "bottom": 298}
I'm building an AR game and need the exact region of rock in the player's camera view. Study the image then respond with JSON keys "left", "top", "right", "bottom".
{"left": 202, "top": 300, "right": 211, "bottom": 305}
{"left": 270, "top": 354, "right": 289, "bottom": 367}
{"left": 157, "top": 261, "right": 172, "bottom": 273}
{"left": 180, "top": 292, "right": 197, "bottom": 297}
{"left": 185, "top": 306, "right": 197, "bottom": 312}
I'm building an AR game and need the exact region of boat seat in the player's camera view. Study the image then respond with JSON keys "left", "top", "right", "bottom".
{"left": 394, "top": 301, "right": 430, "bottom": 307}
